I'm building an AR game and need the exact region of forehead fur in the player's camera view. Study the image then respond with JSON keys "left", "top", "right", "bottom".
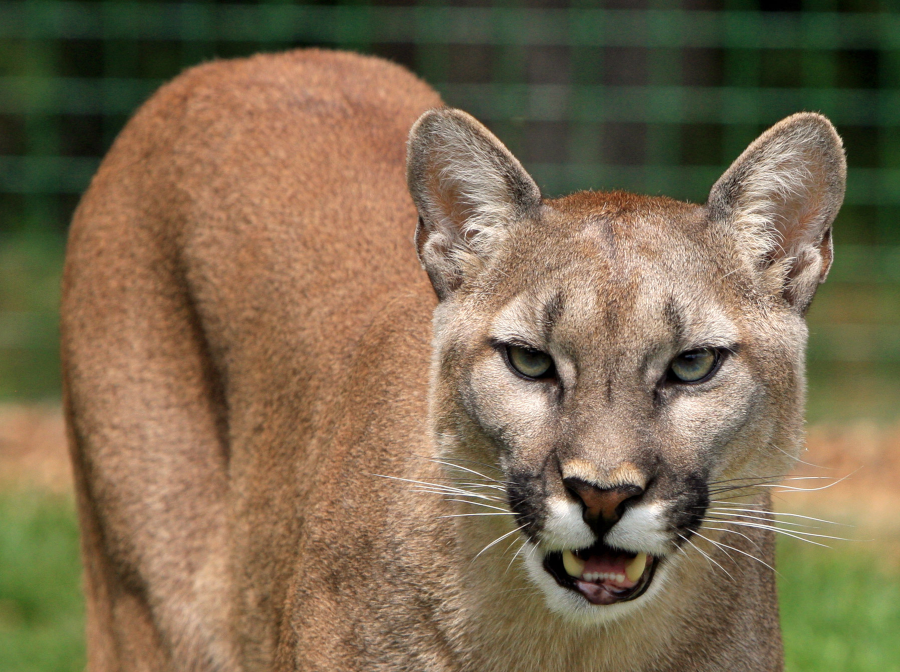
{"left": 471, "top": 190, "right": 735, "bottom": 308}
{"left": 541, "top": 190, "right": 710, "bottom": 261}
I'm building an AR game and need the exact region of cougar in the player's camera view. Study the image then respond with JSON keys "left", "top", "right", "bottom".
{"left": 61, "top": 49, "right": 845, "bottom": 671}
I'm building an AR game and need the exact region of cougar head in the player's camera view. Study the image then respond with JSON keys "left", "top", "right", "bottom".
{"left": 407, "top": 109, "right": 845, "bottom": 621}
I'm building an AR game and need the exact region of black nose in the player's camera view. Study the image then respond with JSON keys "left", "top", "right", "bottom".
{"left": 563, "top": 477, "right": 644, "bottom": 536}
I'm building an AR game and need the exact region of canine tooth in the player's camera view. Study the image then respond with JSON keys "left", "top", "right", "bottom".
{"left": 615, "top": 574, "right": 626, "bottom": 583}
{"left": 625, "top": 552, "right": 648, "bottom": 582}
{"left": 562, "top": 550, "right": 585, "bottom": 578}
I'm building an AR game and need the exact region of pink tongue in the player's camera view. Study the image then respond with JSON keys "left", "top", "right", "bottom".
{"left": 581, "top": 549, "right": 634, "bottom": 577}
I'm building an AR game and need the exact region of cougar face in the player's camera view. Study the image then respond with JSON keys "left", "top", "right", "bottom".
{"left": 409, "top": 109, "right": 843, "bottom": 623}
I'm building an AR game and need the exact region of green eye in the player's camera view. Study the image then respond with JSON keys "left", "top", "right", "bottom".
{"left": 669, "top": 348, "right": 720, "bottom": 383}
{"left": 506, "top": 345, "right": 555, "bottom": 379}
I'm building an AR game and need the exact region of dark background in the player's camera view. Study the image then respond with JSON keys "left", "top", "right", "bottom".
{"left": 1, "top": 0, "right": 898, "bottom": 422}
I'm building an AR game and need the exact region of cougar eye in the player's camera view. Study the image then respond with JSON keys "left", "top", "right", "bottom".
{"left": 506, "top": 345, "right": 555, "bottom": 380}
{"left": 668, "top": 348, "right": 721, "bottom": 383}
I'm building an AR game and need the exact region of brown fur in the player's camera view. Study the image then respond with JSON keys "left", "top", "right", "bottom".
{"left": 62, "top": 50, "right": 845, "bottom": 671}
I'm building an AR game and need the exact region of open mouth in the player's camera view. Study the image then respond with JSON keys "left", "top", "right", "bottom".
{"left": 543, "top": 542, "right": 658, "bottom": 606}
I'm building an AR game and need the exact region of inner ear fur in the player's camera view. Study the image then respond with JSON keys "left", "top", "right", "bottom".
{"left": 707, "top": 112, "right": 846, "bottom": 313}
{"left": 407, "top": 108, "right": 541, "bottom": 300}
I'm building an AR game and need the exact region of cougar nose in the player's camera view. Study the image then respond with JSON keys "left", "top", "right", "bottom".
{"left": 563, "top": 477, "right": 644, "bottom": 536}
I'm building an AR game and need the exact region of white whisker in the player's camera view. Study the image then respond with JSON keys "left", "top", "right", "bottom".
{"left": 409, "top": 487, "right": 503, "bottom": 502}
{"left": 429, "top": 459, "right": 503, "bottom": 485}
{"left": 705, "top": 511, "right": 817, "bottom": 529}
{"left": 373, "top": 474, "right": 492, "bottom": 497}
{"left": 770, "top": 443, "right": 828, "bottom": 469}
{"left": 456, "top": 481, "right": 507, "bottom": 491}
{"left": 707, "top": 507, "right": 848, "bottom": 527}
{"left": 473, "top": 524, "right": 528, "bottom": 561}
{"left": 756, "top": 471, "right": 857, "bottom": 493}
{"left": 709, "top": 500, "right": 765, "bottom": 508}
{"left": 717, "top": 520, "right": 839, "bottom": 547}
{"left": 678, "top": 533, "right": 735, "bottom": 582}
{"left": 701, "top": 524, "right": 764, "bottom": 552}
{"left": 694, "top": 529, "right": 780, "bottom": 577}
{"left": 506, "top": 538, "right": 528, "bottom": 574}
{"left": 445, "top": 499, "right": 511, "bottom": 513}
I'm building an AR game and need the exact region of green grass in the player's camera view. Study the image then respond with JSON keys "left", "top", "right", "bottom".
{"left": 0, "top": 493, "right": 85, "bottom": 672}
{"left": 0, "top": 493, "right": 898, "bottom": 671}
{"left": 780, "top": 535, "right": 900, "bottom": 672}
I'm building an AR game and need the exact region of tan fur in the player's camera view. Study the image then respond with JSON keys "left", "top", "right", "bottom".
{"left": 62, "top": 50, "right": 845, "bottom": 671}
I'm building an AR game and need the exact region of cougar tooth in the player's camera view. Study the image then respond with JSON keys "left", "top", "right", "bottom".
{"left": 562, "top": 550, "right": 585, "bottom": 579}
{"left": 625, "top": 552, "right": 648, "bottom": 582}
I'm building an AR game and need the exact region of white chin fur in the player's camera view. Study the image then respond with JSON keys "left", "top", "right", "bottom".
{"left": 522, "top": 542, "right": 676, "bottom": 624}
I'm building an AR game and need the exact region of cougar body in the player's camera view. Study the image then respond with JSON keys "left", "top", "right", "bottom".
{"left": 62, "top": 50, "right": 845, "bottom": 671}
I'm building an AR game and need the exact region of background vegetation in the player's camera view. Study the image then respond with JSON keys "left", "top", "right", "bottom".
{"left": 1, "top": 0, "right": 898, "bottom": 670}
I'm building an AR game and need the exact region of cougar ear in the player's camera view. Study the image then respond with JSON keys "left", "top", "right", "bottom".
{"left": 407, "top": 108, "right": 542, "bottom": 300}
{"left": 707, "top": 113, "right": 846, "bottom": 314}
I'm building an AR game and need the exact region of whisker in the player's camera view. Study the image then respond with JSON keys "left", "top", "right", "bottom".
{"left": 410, "top": 488, "right": 506, "bottom": 504}
{"left": 691, "top": 530, "right": 739, "bottom": 567}
{"left": 730, "top": 521, "right": 853, "bottom": 542}
{"left": 693, "top": 529, "right": 781, "bottom": 577}
{"left": 707, "top": 507, "right": 849, "bottom": 527}
{"left": 678, "top": 533, "right": 735, "bottom": 582}
{"left": 706, "top": 472, "right": 838, "bottom": 488}
{"left": 708, "top": 479, "right": 779, "bottom": 494}
{"left": 701, "top": 524, "right": 764, "bottom": 553}
{"left": 769, "top": 443, "right": 830, "bottom": 469}
{"left": 427, "top": 455, "right": 505, "bottom": 473}
{"left": 439, "top": 512, "right": 514, "bottom": 519}
{"left": 372, "top": 474, "right": 492, "bottom": 496}
{"left": 723, "top": 471, "right": 858, "bottom": 495}
{"left": 707, "top": 500, "right": 765, "bottom": 508}
{"left": 708, "top": 490, "right": 777, "bottom": 503}
{"left": 445, "top": 498, "right": 510, "bottom": 513}
{"left": 705, "top": 511, "right": 818, "bottom": 529}
{"left": 428, "top": 459, "right": 503, "bottom": 485}
{"left": 456, "top": 481, "right": 507, "bottom": 492}
{"left": 707, "top": 474, "right": 786, "bottom": 487}
{"left": 408, "top": 487, "right": 503, "bottom": 503}
{"left": 506, "top": 538, "right": 528, "bottom": 574}
{"left": 715, "top": 520, "right": 839, "bottom": 547}
{"left": 771, "top": 474, "right": 856, "bottom": 493}
{"left": 706, "top": 474, "right": 841, "bottom": 492}
{"left": 473, "top": 524, "right": 529, "bottom": 561}
{"left": 503, "top": 535, "right": 521, "bottom": 557}
{"left": 708, "top": 483, "right": 779, "bottom": 495}
{"left": 372, "top": 475, "right": 505, "bottom": 505}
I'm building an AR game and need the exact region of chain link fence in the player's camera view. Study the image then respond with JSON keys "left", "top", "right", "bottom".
{"left": 0, "top": 0, "right": 898, "bottom": 411}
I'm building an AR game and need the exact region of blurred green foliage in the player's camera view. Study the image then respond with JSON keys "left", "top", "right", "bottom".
{"left": 0, "top": 232, "right": 63, "bottom": 400}
{"left": 780, "top": 535, "right": 900, "bottom": 672}
{"left": 0, "top": 493, "right": 84, "bottom": 672}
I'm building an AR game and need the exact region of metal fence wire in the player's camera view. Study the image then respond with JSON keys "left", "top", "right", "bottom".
{"left": 0, "top": 0, "right": 899, "bottom": 380}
